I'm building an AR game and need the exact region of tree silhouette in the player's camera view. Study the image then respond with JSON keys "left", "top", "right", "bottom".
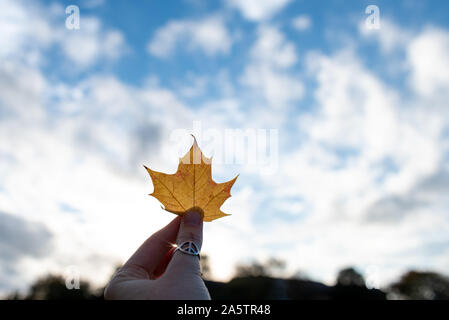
{"left": 234, "top": 258, "right": 286, "bottom": 278}
{"left": 24, "top": 275, "right": 100, "bottom": 300}
{"left": 390, "top": 271, "right": 449, "bottom": 300}
{"left": 333, "top": 267, "right": 385, "bottom": 300}
{"left": 336, "top": 267, "right": 366, "bottom": 287}
{"left": 6, "top": 264, "right": 448, "bottom": 300}
{"left": 200, "top": 254, "right": 212, "bottom": 279}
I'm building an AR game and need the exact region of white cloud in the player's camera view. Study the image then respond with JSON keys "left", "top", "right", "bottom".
{"left": 0, "top": 0, "right": 126, "bottom": 70}
{"left": 304, "top": 50, "right": 400, "bottom": 158}
{"left": 148, "top": 16, "right": 233, "bottom": 58}
{"left": 228, "top": 0, "right": 291, "bottom": 21}
{"left": 0, "top": 0, "right": 54, "bottom": 65}
{"left": 61, "top": 17, "right": 127, "bottom": 68}
{"left": 292, "top": 14, "right": 312, "bottom": 31}
{"left": 240, "top": 25, "right": 303, "bottom": 108}
{"left": 241, "top": 65, "right": 303, "bottom": 108}
{"left": 407, "top": 27, "right": 449, "bottom": 97}
{"left": 250, "top": 25, "right": 297, "bottom": 68}
{"left": 176, "top": 74, "right": 208, "bottom": 98}
{"left": 359, "top": 20, "right": 449, "bottom": 108}
{"left": 259, "top": 44, "right": 449, "bottom": 286}
{"left": 0, "top": 62, "right": 47, "bottom": 123}
{"left": 297, "top": 48, "right": 443, "bottom": 203}
{"left": 359, "top": 19, "right": 411, "bottom": 54}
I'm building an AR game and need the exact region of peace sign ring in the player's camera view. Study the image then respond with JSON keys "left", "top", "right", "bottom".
{"left": 175, "top": 241, "right": 201, "bottom": 259}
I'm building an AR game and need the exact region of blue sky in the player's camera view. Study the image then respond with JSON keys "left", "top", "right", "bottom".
{"left": 1, "top": 0, "right": 449, "bottom": 294}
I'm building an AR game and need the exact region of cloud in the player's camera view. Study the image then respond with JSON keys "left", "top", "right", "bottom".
{"left": 253, "top": 38, "right": 449, "bottom": 284}
{"left": 241, "top": 65, "right": 303, "bottom": 109}
{"left": 359, "top": 19, "right": 411, "bottom": 54}
{"left": 0, "top": 36, "right": 193, "bottom": 292}
{"left": 249, "top": 25, "right": 297, "bottom": 68}
{"left": 359, "top": 20, "right": 449, "bottom": 108}
{"left": 0, "top": 0, "right": 54, "bottom": 65}
{"left": 0, "top": 83, "right": 186, "bottom": 291}
{"left": 227, "top": 0, "right": 291, "bottom": 21}
{"left": 295, "top": 47, "right": 444, "bottom": 209}
{"left": 292, "top": 14, "right": 312, "bottom": 31}
{"left": 407, "top": 27, "right": 449, "bottom": 97}
{"left": 365, "top": 196, "right": 426, "bottom": 223}
{"left": 0, "top": 211, "right": 52, "bottom": 291}
{"left": 365, "top": 168, "right": 449, "bottom": 224}
{"left": 0, "top": 0, "right": 126, "bottom": 70}
{"left": 240, "top": 25, "right": 303, "bottom": 108}
{"left": 0, "top": 62, "right": 47, "bottom": 123}
{"left": 61, "top": 17, "right": 127, "bottom": 68}
{"left": 148, "top": 16, "right": 233, "bottom": 58}
{"left": 0, "top": 212, "right": 52, "bottom": 261}
{"left": 303, "top": 50, "right": 400, "bottom": 156}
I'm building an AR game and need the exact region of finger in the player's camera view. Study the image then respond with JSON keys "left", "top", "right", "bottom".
{"left": 122, "top": 215, "right": 181, "bottom": 279}
{"left": 176, "top": 209, "right": 203, "bottom": 248}
{"left": 164, "top": 209, "right": 203, "bottom": 278}
{"left": 152, "top": 246, "right": 176, "bottom": 279}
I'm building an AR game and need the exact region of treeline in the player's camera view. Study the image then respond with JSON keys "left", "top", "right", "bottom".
{"left": 5, "top": 258, "right": 449, "bottom": 300}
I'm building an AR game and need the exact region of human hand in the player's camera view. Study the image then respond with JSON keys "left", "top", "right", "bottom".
{"left": 104, "top": 209, "right": 211, "bottom": 300}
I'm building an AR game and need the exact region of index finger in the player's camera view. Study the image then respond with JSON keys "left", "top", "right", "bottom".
{"left": 122, "top": 215, "right": 181, "bottom": 278}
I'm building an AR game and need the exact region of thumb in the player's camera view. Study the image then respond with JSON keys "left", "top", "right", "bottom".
{"left": 164, "top": 209, "right": 203, "bottom": 277}
{"left": 176, "top": 208, "right": 203, "bottom": 249}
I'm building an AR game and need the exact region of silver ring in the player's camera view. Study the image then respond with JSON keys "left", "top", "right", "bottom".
{"left": 175, "top": 241, "right": 200, "bottom": 258}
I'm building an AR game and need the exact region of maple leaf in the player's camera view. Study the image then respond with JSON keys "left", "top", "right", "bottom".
{"left": 144, "top": 136, "right": 238, "bottom": 222}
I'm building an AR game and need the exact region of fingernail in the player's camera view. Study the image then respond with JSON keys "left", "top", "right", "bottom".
{"left": 184, "top": 210, "right": 202, "bottom": 226}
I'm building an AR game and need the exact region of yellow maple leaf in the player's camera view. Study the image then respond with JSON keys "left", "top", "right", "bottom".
{"left": 144, "top": 136, "right": 238, "bottom": 222}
